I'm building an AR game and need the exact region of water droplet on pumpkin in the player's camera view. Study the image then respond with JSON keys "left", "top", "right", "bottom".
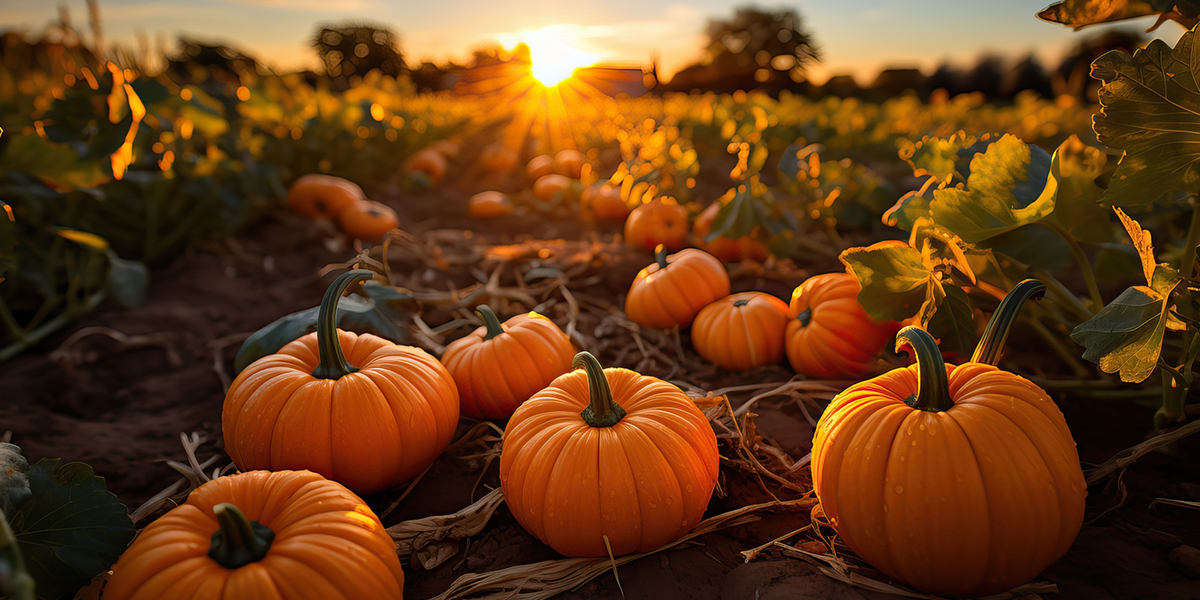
{"left": 911, "top": 440, "right": 917, "bottom": 447}
{"left": 894, "top": 485, "right": 904, "bottom": 494}
{"left": 686, "top": 484, "right": 692, "bottom": 492}
{"left": 919, "top": 424, "right": 925, "bottom": 431}
{"left": 665, "top": 498, "right": 673, "bottom": 505}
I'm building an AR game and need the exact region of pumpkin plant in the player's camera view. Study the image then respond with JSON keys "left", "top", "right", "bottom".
{"left": 693, "top": 201, "right": 770, "bottom": 263}
{"left": 402, "top": 148, "right": 448, "bottom": 184}
{"left": 624, "top": 197, "right": 689, "bottom": 251}
{"left": 785, "top": 272, "right": 898, "bottom": 379}
{"left": 338, "top": 200, "right": 399, "bottom": 242}
{"left": 441, "top": 305, "right": 575, "bottom": 420}
{"left": 223, "top": 270, "right": 459, "bottom": 495}
{"left": 500, "top": 351, "right": 719, "bottom": 557}
{"left": 287, "top": 174, "right": 364, "bottom": 220}
{"left": 625, "top": 246, "right": 730, "bottom": 329}
{"left": 691, "top": 292, "right": 789, "bottom": 370}
{"left": 104, "top": 470, "right": 405, "bottom": 599}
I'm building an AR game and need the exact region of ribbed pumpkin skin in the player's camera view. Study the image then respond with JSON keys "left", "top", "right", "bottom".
{"left": 811, "top": 362, "right": 1086, "bottom": 597}
{"left": 786, "top": 273, "right": 898, "bottom": 379}
{"left": 691, "top": 292, "right": 789, "bottom": 370}
{"left": 223, "top": 331, "right": 459, "bottom": 495}
{"left": 442, "top": 312, "right": 575, "bottom": 420}
{"left": 625, "top": 249, "right": 730, "bottom": 329}
{"left": 500, "top": 368, "right": 719, "bottom": 557}
{"left": 103, "top": 470, "right": 404, "bottom": 600}
{"left": 693, "top": 202, "right": 770, "bottom": 262}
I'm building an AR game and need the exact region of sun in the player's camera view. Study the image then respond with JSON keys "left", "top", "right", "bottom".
{"left": 524, "top": 26, "right": 597, "bottom": 87}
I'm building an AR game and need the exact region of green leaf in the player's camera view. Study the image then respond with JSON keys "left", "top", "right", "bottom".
{"left": 1044, "top": 136, "right": 1115, "bottom": 244}
{"left": 930, "top": 135, "right": 1057, "bottom": 244}
{"left": 840, "top": 240, "right": 940, "bottom": 322}
{"left": 1070, "top": 280, "right": 1179, "bottom": 383}
{"left": 104, "top": 251, "right": 150, "bottom": 309}
{"left": 1091, "top": 23, "right": 1200, "bottom": 207}
{"left": 982, "top": 224, "right": 1074, "bottom": 272}
{"left": 10, "top": 459, "right": 134, "bottom": 600}
{"left": 0, "top": 443, "right": 30, "bottom": 516}
{"left": 707, "top": 189, "right": 768, "bottom": 241}
{"left": 1038, "top": 0, "right": 1199, "bottom": 30}
{"left": 926, "top": 284, "right": 977, "bottom": 356}
{"left": 0, "top": 135, "right": 109, "bottom": 189}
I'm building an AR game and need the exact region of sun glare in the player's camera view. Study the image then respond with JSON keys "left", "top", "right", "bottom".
{"left": 524, "top": 26, "right": 596, "bottom": 87}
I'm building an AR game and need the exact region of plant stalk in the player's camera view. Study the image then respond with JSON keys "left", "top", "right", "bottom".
{"left": 311, "top": 269, "right": 371, "bottom": 380}
{"left": 1044, "top": 222, "right": 1103, "bottom": 312}
{"left": 576, "top": 351, "right": 626, "bottom": 427}
{"left": 476, "top": 305, "right": 505, "bottom": 341}
{"left": 896, "top": 326, "right": 953, "bottom": 412}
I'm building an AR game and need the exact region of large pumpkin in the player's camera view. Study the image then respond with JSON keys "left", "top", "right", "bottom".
{"left": 692, "top": 202, "right": 770, "bottom": 262}
{"left": 691, "top": 292, "right": 789, "bottom": 370}
{"left": 500, "top": 351, "right": 719, "bottom": 557}
{"left": 223, "top": 270, "right": 459, "bottom": 495}
{"left": 785, "top": 272, "right": 898, "bottom": 379}
{"left": 104, "top": 470, "right": 404, "bottom": 599}
{"left": 811, "top": 288, "right": 1085, "bottom": 597}
{"left": 625, "top": 246, "right": 730, "bottom": 329}
{"left": 624, "top": 197, "right": 689, "bottom": 251}
{"left": 441, "top": 305, "right": 575, "bottom": 420}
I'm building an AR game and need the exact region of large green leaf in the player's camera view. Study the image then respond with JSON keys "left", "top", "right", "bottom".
{"left": 1044, "top": 136, "right": 1115, "bottom": 243}
{"left": 0, "top": 135, "right": 109, "bottom": 189}
{"left": 927, "top": 284, "right": 977, "bottom": 356}
{"left": 1070, "top": 279, "right": 1177, "bottom": 383}
{"left": 0, "top": 443, "right": 30, "bottom": 517}
{"left": 840, "top": 241, "right": 941, "bottom": 322}
{"left": 1038, "top": 0, "right": 1199, "bottom": 30}
{"left": 10, "top": 459, "right": 134, "bottom": 600}
{"left": 1091, "top": 23, "right": 1200, "bottom": 207}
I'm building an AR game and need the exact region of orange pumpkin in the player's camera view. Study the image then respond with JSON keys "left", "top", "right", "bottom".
{"left": 812, "top": 317, "right": 1085, "bottom": 597}
{"left": 500, "top": 351, "right": 719, "bottom": 557}
{"left": 467, "top": 191, "right": 514, "bottom": 218}
{"left": 625, "top": 246, "right": 730, "bottom": 329}
{"left": 526, "top": 155, "right": 557, "bottom": 182}
{"left": 785, "top": 272, "right": 899, "bottom": 379}
{"left": 428, "top": 139, "right": 461, "bottom": 159}
{"left": 691, "top": 292, "right": 788, "bottom": 370}
{"left": 223, "top": 270, "right": 459, "bottom": 495}
{"left": 481, "top": 144, "right": 518, "bottom": 173}
{"left": 403, "top": 148, "right": 448, "bottom": 183}
{"left": 624, "top": 197, "right": 688, "bottom": 251}
{"left": 287, "top": 174, "right": 364, "bottom": 220}
{"left": 338, "top": 200, "right": 399, "bottom": 242}
{"left": 104, "top": 470, "right": 404, "bottom": 600}
{"left": 532, "top": 174, "right": 575, "bottom": 202}
{"left": 579, "top": 184, "right": 629, "bottom": 221}
{"left": 692, "top": 202, "right": 770, "bottom": 262}
{"left": 442, "top": 305, "right": 575, "bottom": 420}
{"left": 554, "top": 149, "right": 584, "bottom": 178}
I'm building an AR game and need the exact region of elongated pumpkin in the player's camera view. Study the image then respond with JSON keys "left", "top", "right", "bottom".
{"left": 223, "top": 270, "right": 459, "bottom": 495}
{"left": 442, "top": 305, "right": 575, "bottom": 420}
{"left": 691, "top": 292, "right": 789, "bottom": 370}
{"left": 500, "top": 352, "right": 719, "bottom": 557}
{"left": 104, "top": 470, "right": 404, "bottom": 600}
{"left": 785, "top": 272, "right": 898, "bottom": 379}
{"left": 625, "top": 246, "right": 730, "bottom": 329}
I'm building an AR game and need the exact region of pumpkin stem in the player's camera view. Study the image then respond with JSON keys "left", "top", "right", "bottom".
{"left": 971, "top": 279, "right": 1046, "bottom": 366}
{"left": 208, "top": 503, "right": 275, "bottom": 569}
{"left": 311, "top": 269, "right": 372, "bottom": 380}
{"left": 795, "top": 307, "right": 812, "bottom": 327}
{"left": 896, "top": 326, "right": 953, "bottom": 413}
{"left": 654, "top": 244, "right": 669, "bottom": 269}
{"left": 477, "top": 305, "right": 505, "bottom": 341}
{"left": 733, "top": 298, "right": 750, "bottom": 307}
{"left": 576, "top": 351, "right": 626, "bottom": 427}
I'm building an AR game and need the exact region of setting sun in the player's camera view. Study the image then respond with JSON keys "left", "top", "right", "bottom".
{"left": 523, "top": 26, "right": 597, "bottom": 86}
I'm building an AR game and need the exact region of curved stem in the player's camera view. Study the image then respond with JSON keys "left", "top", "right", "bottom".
{"left": 1043, "top": 222, "right": 1103, "bottom": 311}
{"left": 311, "top": 269, "right": 371, "bottom": 380}
{"left": 896, "top": 326, "right": 953, "bottom": 412}
{"left": 654, "top": 244, "right": 669, "bottom": 269}
{"left": 207, "top": 503, "right": 274, "bottom": 569}
{"left": 795, "top": 307, "right": 812, "bottom": 327}
{"left": 576, "top": 351, "right": 626, "bottom": 427}
{"left": 733, "top": 298, "right": 750, "bottom": 308}
{"left": 972, "top": 279, "right": 1046, "bottom": 365}
{"left": 476, "top": 305, "right": 505, "bottom": 341}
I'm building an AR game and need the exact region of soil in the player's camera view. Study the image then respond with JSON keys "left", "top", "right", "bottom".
{"left": 2, "top": 179, "right": 1199, "bottom": 600}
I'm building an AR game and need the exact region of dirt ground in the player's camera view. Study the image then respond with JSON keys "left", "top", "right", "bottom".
{"left": 2, "top": 181, "right": 1199, "bottom": 600}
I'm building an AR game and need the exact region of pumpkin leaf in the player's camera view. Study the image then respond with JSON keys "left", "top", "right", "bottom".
{"left": 926, "top": 284, "right": 976, "bottom": 356}
{"left": 981, "top": 223, "right": 1075, "bottom": 272}
{"left": 1071, "top": 281, "right": 1178, "bottom": 383}
{"left": 882, "top": 175, "right": 937, "bottom": 232}
{"left": 0, "top": 134, "right": 109, "bottom": 190}
{"left": 707, "top": 188, "right": 768, "bottom": 241}
{"left": 9, "top": 459, "right": 135, "bottom": 600}
{"left": 104, "top": 251, "right": 150, "bottom": 309}
{"left": 1037, "top": 0, "right": 1199, "bottom": 30}
{"left": 1114, "top": 207, "right": 1159, "bottom": 285}
{"left": 1044, "top": 136, "right": 1115, "bottom": 244}
{"left": 840, "top": 240, "right": 941, "bottom": 322}
{"left": 1091, "top": 23, "right": 1200, "bottom": 207}
{"left": 0, "top": 443, "right": 31, "bottom": 517}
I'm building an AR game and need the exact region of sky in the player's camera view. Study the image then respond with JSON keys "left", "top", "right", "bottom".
{"left": 0, "top": 0, "right": 1188, "bottom": 82}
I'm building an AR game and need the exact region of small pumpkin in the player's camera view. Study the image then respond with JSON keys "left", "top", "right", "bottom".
{"left": 785, "top": 272, "right": 899, "bottom": 379}
{"left": 579, "top": 184, "right": 628, "bottom": 221}
{"left": 403, "top": 148, "right": 448, "bottom": 183}
{"left": 692, "top": 202, "right": 770, "bottom": 262}
{"left": 467, "top": 191, "right": 514, "bottom": 218}
{"left": 223, "top": 270, "right": 459, "bottom": 495}
{"left": 500, "top": 351, "right": 719, "bottom": 557}
{"left": 691, "top": 292, "right": 789, "bottom": 370}
{"left": 287, "top": 174, "right": 364, "bottom": 220}
{"left": 554, "top": 149, "right": 584, "bottom": 178}
{"left": 526, "top": 155, "right": 557, "bottom": 182}
{"left": 428, "top": 139, "right": 461, "bottom": 159}
{"left": 625, "top": 245, "right": 730, "bottom": 329}
{"left": 532, "top": 174, "right": 576, "bottom": 202}
{"left": 624, "top": 197, "right": 689, "bottom": 251}
{"left": 103, "top": 470, "right": 404, "bottom": 600}
{"left": 442, "top": 305, "right": 575, "bottom": 420}
{"left": 338, "top": 200, "right": 399, "bottom": 242}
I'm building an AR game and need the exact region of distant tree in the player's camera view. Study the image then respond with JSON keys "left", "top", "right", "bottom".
{"left": 1000, "top": 54, "right": 1054, "bottom": 98}
{"left": 962, "top": 54, "right": 1005, "bottom": 98}
{"left": 312, "top": 22, "right": 405, "bottom": 88}
{"left": 927, "top": 62, "right": 965, "bottom": 96}
{"left": 1054, "top": 28, "right": 1145, "bottom": 100}
{"left": 167, "top": 38, "right": 259, "bottom": 88}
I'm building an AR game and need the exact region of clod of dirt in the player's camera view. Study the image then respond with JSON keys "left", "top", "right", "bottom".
{"left": 1169, "top": 546, "right": 1200, "bottom": 579}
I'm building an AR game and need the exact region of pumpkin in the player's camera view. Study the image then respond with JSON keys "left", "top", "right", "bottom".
{"left": 402, "top": 148, "right": 448, "bottom": 183}
{"left": 468, "top": 191, "right": 514, "bottom": 218}
{"left": 500, "top": 351, "right": 719, "bottom": 557}
{"left": 104, "top": 470, "right": 404, "bottom": 600}
{"left": 691, "top": 292, "right": 789, "bottom": 370}
{"left": 811, "top": 309, "right": 1085, "bottom": 597}
{"left": 692, "top": 202, "right": 770, "bottom": 262}
{"left": 287, "top": 174, "right": 364, "bottom": 220}
{"left": 338, "top": 201, "right": 399, "bottom": 242}
{"left": 223, "top": 270, "right": 459, "bottom": 495}
{"left": 442, "top": 305, "right": 575, "bottom": 420}
{"left": 624, "top": 197, "right": 689, "bottom": 251}
{"left": 625, "top": 245, "right": 730, "bottom": 329}
{"left": 554, "top": 149, "right": 584, "bottom": 178}
{"left": 532, "top": 174, "right": 575, "bottom": 202}
{"left": 481, "top": 144, "right": 518, "bottom": 173}
{"left": 428, "top": 139, "right": 460, "bottom": 159}
{"left": 579, "top": 184, "right": 628, "bottom": 221}
{"left": 526, "top": 155, "right": 557, "bottom": 182}
{"left": 785, "top": 272, "right": 899, "bottom": 379}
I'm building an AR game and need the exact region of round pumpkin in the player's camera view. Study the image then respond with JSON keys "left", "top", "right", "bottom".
{"left": 811, "top": 324, "right": 1086, "bottom": 597}
{"left": 442, "top": 305, "right": 575, "bottom": 420}
{"left": 287, "top": 174, "right": 364, "bottom": 220}
{"left": 624, "top": 197, "right": 689, "bottom": 251}
{"left": 338, "top": 200, "right": 398, "bottom": 242}
{"left": 554, "top": 149, "right": 584, "bottom": 178}
{"left": 500, "top": 351, "right": 719, "bottom": 557}
{"left": 104, "top": 470, "right": 404, "bottom": 600}
{"left": 468, "top": 191, "right": 514, "bottom": 218}
{"left": 223, "top": 270, "right": 459, "bottom": 495}
{"left": 625, "top": 246, "right": 730, "bottom": 329}
{"left": 691, "top": 292, "right": 788, "bottom": 370}
{"left": 526, "top": 155, "right": 557, "bottom": 182}
{"left": 785, "top": 272, "right": 898, "bottom": 380}
{"left": 692, "top": 202, "right": 770, "bottom": 262}
{"left": 579, "top": 184, "right": 628, "bottom": 221}
{"left": 403, "top": 149, "right": 448, "bottom": 183}
{"left": 532, "top": 174, "right": 575, "bottom": 202}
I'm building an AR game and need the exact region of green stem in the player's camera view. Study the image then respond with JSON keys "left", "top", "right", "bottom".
{"left": 207, "top": 503, "right": 275, "bottom": 569}
{"left": 1180, "top": 200, "right": 1200, "bottom": 286}
{"left": 1157, "top": 200, "right": 1200, "bottom": 429}
{"left": 1027, "top": 316, "right": 1092, "bottom": 379}
{"left": 1044, "top": 222, "right": 1103, "bottom": 311}
{"left": 0, "top": 507, "right": 36, "bottom": 600}
{"left": 654, "top": 244, "right": 669, "bottom": 269}
{"left": 795, "top": 307, "right": 812, "bottom": 327}
{"left": 896, "top": 326, "right": 953, "bottom": 412}
{"left": 972, "top": 279, "right": 1046, "bottom": 365}
{"left": 476, "top": 305, "right": 505, "bottom": 341}
{"left": 575, "top": 351, "right": 626, "bottom": 427}
{"left": 311, "top": 269, "right": 371, "bottom": 380}
{"left": 0, "top": 291, "right": 105, "bottom": 363}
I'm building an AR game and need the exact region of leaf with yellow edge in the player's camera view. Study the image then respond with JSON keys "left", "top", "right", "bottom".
{"left": 57, "top": 229, "right": 109, "bottom": 251}
{"left": 1113, "top": 207, "right": 1157, "bottom": 285}
{"left": 840, "top": 240, "right": 942, "bottom": 323}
